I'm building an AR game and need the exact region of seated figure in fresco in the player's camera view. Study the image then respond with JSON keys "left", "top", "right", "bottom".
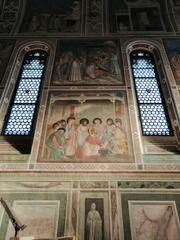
{"left": 86, "top": 203, "right": 102, "bottom": 240}
{"left": 46, "top": 127, "right": 65, "bottom": 160}
{"left": 81, "top": 128, "right": 101, "bottom": 158}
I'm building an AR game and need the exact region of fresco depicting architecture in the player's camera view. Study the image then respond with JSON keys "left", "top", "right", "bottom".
{"left": 108, "top": 0, "right": 169, "bottom": 32}
{"left": 0, "top": 0, "right": 180, "bottom": 239}
{"left": 6, "top": 201, "right": 60, "bottom": 239}
{"left": 53, "top": 40, "right": 122, "bottom": 85}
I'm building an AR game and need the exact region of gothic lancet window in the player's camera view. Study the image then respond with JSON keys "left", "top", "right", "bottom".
{"left": 130, "top": 50, "right": 173, "bottom": 136}
{"left": 2, "top": 50, "right": 48, "bottom": 136}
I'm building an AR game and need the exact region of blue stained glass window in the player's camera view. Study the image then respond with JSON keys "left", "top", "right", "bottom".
{"left": 3, "top": 50, "right": 47, "bottom": 135}
{"left": 130, "top": 50, "right": 173, "bottom": 136}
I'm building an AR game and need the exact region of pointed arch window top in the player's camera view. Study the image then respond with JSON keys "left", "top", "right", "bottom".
{"left": 130, "top": 50, "right": 173, "bottom": 136}
{"left": 3, "top": 50, "right": 48, "bottom": 136}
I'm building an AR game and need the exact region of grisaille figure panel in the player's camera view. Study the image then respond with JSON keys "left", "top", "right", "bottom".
{"left": 39, "top": 92, "right": 132, "bottom": 162}
{"left": 52, "top": 40, "right": 123, "bottom": 85}
{"left": 85, "top": 199, "right": 104, "bottom": 240}
{"left": 79, "top": 192, "right": 110, "bottom": 240}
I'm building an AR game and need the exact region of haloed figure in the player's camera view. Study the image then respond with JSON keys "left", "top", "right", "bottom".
{"left": 86, "top": 203, "right": 102, "bottom": 240}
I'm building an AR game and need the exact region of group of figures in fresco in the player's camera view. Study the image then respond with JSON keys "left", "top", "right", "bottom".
{"left": 45, "top": 116, "right": 127, "bottom": 160}
{"left": 28, "top": 1, "right": 81, "bottom": 33}
{"left": 53, "top": 41, "right": 122, "bottom": 85}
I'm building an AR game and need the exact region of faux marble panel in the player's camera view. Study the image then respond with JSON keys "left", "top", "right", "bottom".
{"left": 6, "top": 201, "right": 60, "bottom": 239}
{"left": 0, "top": 193, "right": 67, "bottom": 239}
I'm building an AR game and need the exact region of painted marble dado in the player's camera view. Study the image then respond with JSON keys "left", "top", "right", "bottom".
{"left": 0, "top": 180, "right": 180, "bottom": 240}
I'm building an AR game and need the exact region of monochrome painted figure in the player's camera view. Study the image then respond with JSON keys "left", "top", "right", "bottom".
{"left": 86, "top": 203, "right": 102, "bottom": 240}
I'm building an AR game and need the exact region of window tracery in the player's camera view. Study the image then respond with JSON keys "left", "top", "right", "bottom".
{"left": 2, "top": 50, "right": 48, "bottom": 136}
{"left": 130, "top": 50, "right": 173, "bottom": 136}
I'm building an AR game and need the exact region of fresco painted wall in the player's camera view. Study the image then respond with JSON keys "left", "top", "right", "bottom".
{"left": 108, "top": 0, "right": 166, "bottom": 32}
{"left": 0, "top": 40, "right": 14, "bottom": 84}
{"left": 0, "top": 0, "right": 21, "bottom": 34}
{"left": 0, "top": 0, "right": 180, "bottom": 239}
{"left": 20, "top": 0, "right": 82, "bottom": 33}
{"left": 0, "top": 191, "right": 67, "bottom": 239}
{"left": 52, "top": 40, "right": 123, "bottom": 86}
{"left": 39, "top": 92, "right": 133, "bottom": 163}
{"left": 0, "top": 181, "right": 180, "bottom": 240}
{"left": 164, "top": 39, "right": 180, "bottom": 85}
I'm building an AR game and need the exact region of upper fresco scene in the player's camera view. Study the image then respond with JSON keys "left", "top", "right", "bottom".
{"left": 0, "top": 0, "right": 175, "bottom": 35}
